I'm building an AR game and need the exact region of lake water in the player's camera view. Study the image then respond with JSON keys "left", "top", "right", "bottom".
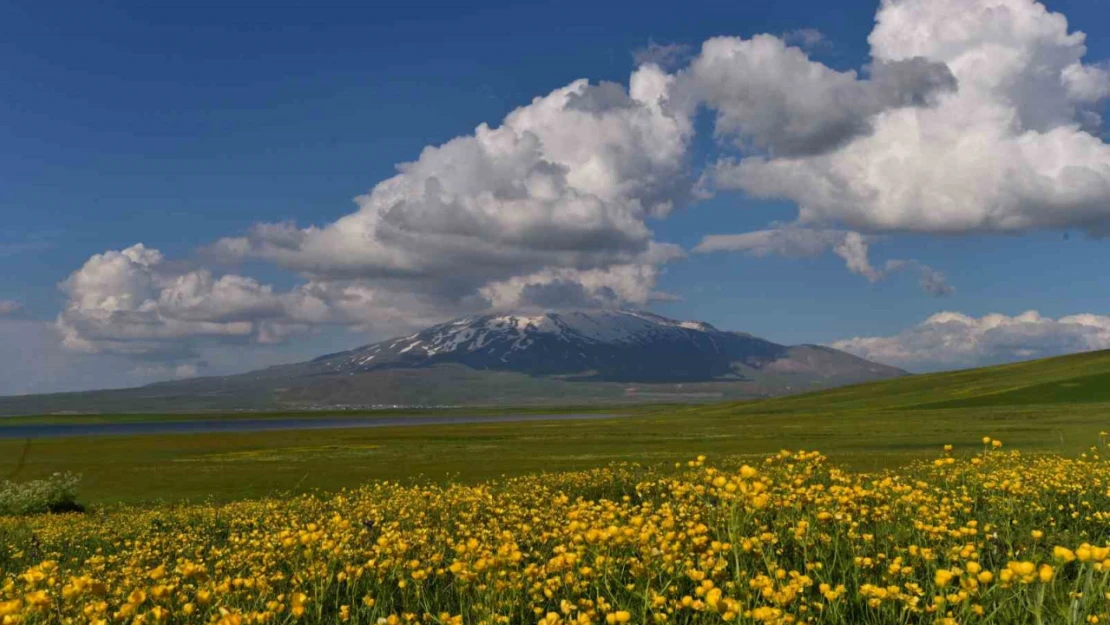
{"left": 0, "top": 413, "right": 620, "bottom": 439}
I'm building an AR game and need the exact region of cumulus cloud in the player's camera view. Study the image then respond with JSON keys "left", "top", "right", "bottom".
{"left": 831, "top": 311, "right": 1110, "bottom": 371}
{"left": 59, "top": 242, "right": 655, "bottom": 361}
{"left": 60, "top": 66, "right": 701, "bottom": 362}
{"left": 0, "top": 300, "right": 21, "bottom": 316}
{"left": 673, "top": 35, "right": 955, "bottom": 157}
{"left": 210, "top": 67, "right": 691, "bottom": 283}
{"left": 56, "top": 244, "right": 367, "bottom": 359}
{"left": 694, "top": 228, "right": 953, "bottom": 295}
{"left": 60, "top": 245, "right": 274, "bottom": 357}
{"left": 716, "top": 0, "right": 1110, "bottom": 234}
{"left": 478, "top": 260, "right": 679, "bottom": 311}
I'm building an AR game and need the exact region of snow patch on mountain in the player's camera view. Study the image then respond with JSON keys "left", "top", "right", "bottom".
{"left": 310, "top": 308, "right": 906, "bottom": 383}
{"left": 394, "top": 309, "right": 721, "bottom": 357}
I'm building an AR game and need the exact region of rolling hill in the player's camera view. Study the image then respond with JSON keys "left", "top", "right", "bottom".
{"left": 686, "top": 347, "right": 1110, "bottom": 417}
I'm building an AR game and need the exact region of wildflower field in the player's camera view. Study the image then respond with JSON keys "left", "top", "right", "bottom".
{"left": 4, "top": 438, "right": 1110, "bottom": 625}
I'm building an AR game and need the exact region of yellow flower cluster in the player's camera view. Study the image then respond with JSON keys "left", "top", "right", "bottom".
{"left": 3, "top": 439, "right": 1110, "bottom": 624}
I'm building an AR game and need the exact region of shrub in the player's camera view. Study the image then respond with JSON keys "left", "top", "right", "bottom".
{"left": 0, "top": 472, "right": 83, "bottom": 516}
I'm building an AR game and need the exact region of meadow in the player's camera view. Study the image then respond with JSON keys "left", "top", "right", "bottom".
{"left": 4, "top": 439, "right": 1110, "bottom": 624}
{"left": 3, "top": 351, "right": 1110, "bottom": 624}
{"left": 1, "top": 402, "right": 1109, "bottom": 504}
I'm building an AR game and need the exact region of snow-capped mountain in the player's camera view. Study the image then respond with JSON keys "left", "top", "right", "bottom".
{"left": 0, "top": 309, "right": 908, "bottom": 414}
{"left": 310, "top": 309, "right": 904, "bottom": 383}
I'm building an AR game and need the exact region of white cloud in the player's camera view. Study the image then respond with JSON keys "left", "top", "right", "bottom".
{"left": 58, "top": 245, "right": 277, "bottom": 357}
{"left": 831, "top": 310, "right": 1110, "bottom": 371}
{"left": 832, "top": 231, "right": 881, "bottom": 281}
{"left": 693, "top": 227, "right": 953, "bottom": 295}
{"left": 0, "top": 300, "right": 21, "bottom": 316}
{"left": 478, "top": 258, "right": 680, "bottom": 310}
{"left": 56, "top": 243, "right": 565, "bottom": 360}
{"left": 94, "top": 65, "right": 697, "bottom": 360}
{"left": 715, "top": 0, "right": 1110, "bottom": 234}
{"left": 210, "top": 67, "right": 691, "bottom": 292}
{"left": 673, "top": 35, "right": 955, "bottom": 157}
{"left": 55, "top": 244, "right": 373, "bottom": 358}
{"left": 64, "top": 63, "right": 699, "bottom": 363}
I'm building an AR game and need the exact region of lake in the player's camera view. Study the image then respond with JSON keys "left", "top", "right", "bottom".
{"left": 0, "top": 413, "right": 620, "bottom": 439}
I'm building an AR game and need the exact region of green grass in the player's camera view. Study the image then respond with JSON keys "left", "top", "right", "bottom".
{"left": 684, "top": 347, "right": 1110, "bottom": 415}
{"left": 917, "top": 370, "right": 1110, "bottom": 409}
{"left": 4, "top": 350, "right": 1110, "bottom": 505}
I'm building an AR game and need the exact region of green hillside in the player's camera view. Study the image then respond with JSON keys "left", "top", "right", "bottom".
{"left": 686, "top": 348, "right": 1110, "bottom": 416}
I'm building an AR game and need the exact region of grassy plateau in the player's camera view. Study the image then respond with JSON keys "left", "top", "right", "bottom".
{"left": 4, "top": 351, "right": 1110, "bottom": 624}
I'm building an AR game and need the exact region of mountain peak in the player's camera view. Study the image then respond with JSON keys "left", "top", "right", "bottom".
{"left": 309, "top": 308, "right": 902, "bottom": 383}
{"left": 449, "top": 308, "right": 721, "bottom": 342}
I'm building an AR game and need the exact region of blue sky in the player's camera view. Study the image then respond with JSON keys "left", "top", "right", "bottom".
{"left": 2, "top": 0, "right": 1110, "bottom": 393}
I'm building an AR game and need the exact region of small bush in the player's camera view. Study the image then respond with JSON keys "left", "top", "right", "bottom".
{"left": 0, "top": 472, "right": 83, "bottom": 516}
